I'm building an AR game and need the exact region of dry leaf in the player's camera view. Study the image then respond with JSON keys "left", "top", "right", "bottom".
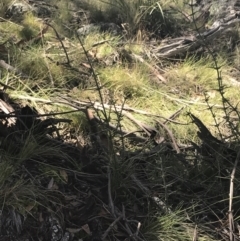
{"left": 59, "top": 169, "right": 68, "bottom": 182}
{"left": 25, "top": 204, "right": 35, "bottom": 212}
{"left": 82, "top": 224, "right": 91, "bottom": 235}
{"left": 47, "top": 177, "right": 54, "bottom": 189}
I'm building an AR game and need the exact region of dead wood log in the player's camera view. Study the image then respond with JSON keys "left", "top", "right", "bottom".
{"left": 189, "top": 113, "right": 237, "bottom": 163}
{"left": 153, "top": 11, "right": 240, "bottom": 58}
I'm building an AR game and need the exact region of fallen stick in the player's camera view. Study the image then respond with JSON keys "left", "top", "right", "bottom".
{"left": 58, "top": 96, "right": 187, "bottom": 124}
{"left": 163, "top": 107, "right": 184, "bottom": 125}
{"left": 156, "top": 119, "right": 180, "bottom": 153}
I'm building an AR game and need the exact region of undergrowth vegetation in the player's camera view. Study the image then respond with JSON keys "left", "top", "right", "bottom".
{"left": 0, "top": 0, "right": 240, "bottom": 240}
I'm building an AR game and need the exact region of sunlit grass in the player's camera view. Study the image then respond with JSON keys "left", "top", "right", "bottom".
{"left": 0, "top": 21, "right": 22, "bottom": 41}
{"left": 99, "top": 64, "right": 150, "bottom": 97}
{"left": 125, "top": 42, "right": 144, "bottom": 54}
{"left": 19, "top": 12, "right": 43, "bottom": 40}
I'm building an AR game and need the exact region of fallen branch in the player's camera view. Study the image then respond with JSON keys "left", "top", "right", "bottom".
{"left": 0, "top": 60, "right": 28, "bottom": 78}
{"left": 57, "top": 96, "right": 187, "bottom": 124}
{"left": 153, "top": 11, "right": 240, "bottom": 58}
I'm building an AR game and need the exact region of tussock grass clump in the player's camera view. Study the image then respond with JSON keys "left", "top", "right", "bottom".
{"left": 0, "top": 128, "right": 76, "bottom": 235}
{"left": 0, "top": 21, "right": 22, "bottom": 41}
{"left": 83, "top": 0, "right": 179, "bottom": 38}
{"left": 16, "top": 46, "right": 70, "bottom": 87}
{"left": 19, "top": 13, "right": 43, "bottom": 40}
{"left": 165, "top": 56, "right": 226, "bottom": 99}
{"left": 99, "top": 64, "right": 150, "bottom": 98}
{"left": 81, "top": 32, "right": 120, "bottom": 57}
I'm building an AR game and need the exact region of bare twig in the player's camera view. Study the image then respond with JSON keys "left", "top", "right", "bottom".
{"left": 0, "top": 109, "right": 83, "bottom": 118}
{"left": 76, "top": 34, "right": 109, "bottom": 123}
{"left": 102, "top": 215, "right": 122, "bottom": 240}
{"left": 229, "top": 150, "right": 240, "bottom": 241}
{"left": 92, "top": 39, "right": 111, "bottom": 47}
{"left": 192, "top": 225, "right": 198, "bottom": 241}
{"left": 163, "top": 107, "right": 184, "bottom": 125}
{"left": 0, "top": 81, "right": 15, "bottom": 90}
{"left": 46, "top": 23, "right": 71, "bottom": 64}
{"left": 135, "top": 222, "right": 141, "bottom": 237}
{"left": 155, "top": 119, "right": 180, "bottom": 153}
{"left": 58, "top": 96, "right": 187, "bottom": 124}
{"left": 123, "top": 111, "right": 152, "bottom": 136}
{"left": 108, "top": 166, "right": 116, "bottom": 218}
